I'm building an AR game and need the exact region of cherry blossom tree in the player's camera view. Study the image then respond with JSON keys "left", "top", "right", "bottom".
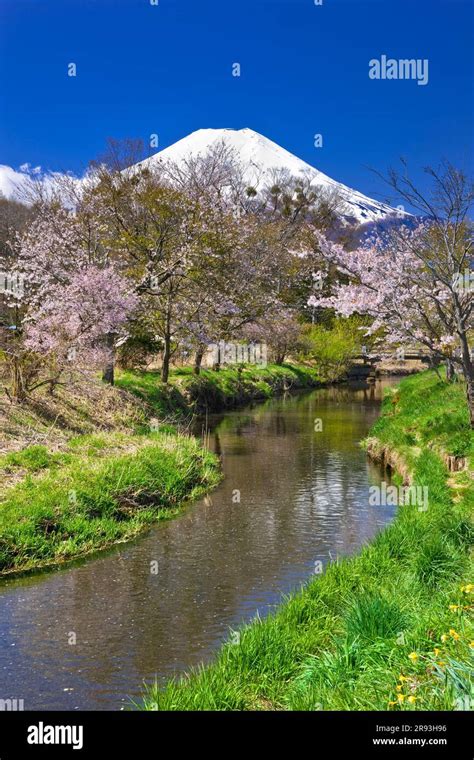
{"left": 3, "top": 205, "right": 136, "bottom": 398}
{"left": 23, "top": 266, "right": 136, "bottom": 385}
{"left": 84, "top": 159, "right": 282, "bottom": 380}
{"left": 309, "top": 210, "right": 474, "bottom": 424}
{"left": 242, "top": 306, "right": 303, "bottom": 365}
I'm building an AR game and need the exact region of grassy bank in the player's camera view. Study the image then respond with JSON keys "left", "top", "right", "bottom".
{"left": 141, "top": 371, "right": 473, "bottom": 711}
{"left": 0, "top": 372, "right": 221, "bottom": 576}
{"left": 0, "top": 432, "right": 220, "bottom": 575}
{"left": 116, "top": 363, "right": 321, "bottom": 418}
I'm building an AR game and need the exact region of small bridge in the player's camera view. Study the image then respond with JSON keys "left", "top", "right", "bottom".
{"left": 348, "top": 349, "right": 432, "bottom": 380}
{"left": 353, "top": 350, "right": 432, "bottom": 364}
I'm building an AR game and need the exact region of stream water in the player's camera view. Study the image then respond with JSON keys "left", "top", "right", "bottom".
{"left": 0, "top": 378, "right": 399, "bottom": 710}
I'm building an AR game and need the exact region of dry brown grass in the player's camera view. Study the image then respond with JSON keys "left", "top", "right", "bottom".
{"left": 0, "top": 373, "right": 146, "bottom": 456}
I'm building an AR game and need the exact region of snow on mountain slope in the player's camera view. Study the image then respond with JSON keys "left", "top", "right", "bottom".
{"left": 136, "top": 128, "right": 401, "bottom": 224}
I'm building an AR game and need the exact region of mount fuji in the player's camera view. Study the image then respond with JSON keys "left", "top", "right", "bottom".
{"left": 135, "top": 128, "right": 401, "bottom": 225}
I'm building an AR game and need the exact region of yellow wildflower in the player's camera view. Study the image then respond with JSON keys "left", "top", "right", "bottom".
{"left": 449, "top": 629, "right": 460, "bottom": 640}
{"left": 388, "top": 700, "right": 397, "bottom": 707}
{"left": 396, "top": 685, "right": 403, "bottom": 692}
{"left": 407, "top": 696, "right": 417, "bottom": 704}
{"left": 461, "top": 584, "right": 474, "bottom": 593}
{"left": 433, "top": 648, "right": 440, "bottom": 656}
{"left": 399, "top": 675, "right": 409, "bottom": 682}
{"left": 469, "top": 641, "right": 474, "bottom": 649}
{"left": 397, "top": 694, "right": 405, "bottom": 703}
{"left": 441, "top": 634, "right": 448, "bottom": 643}
{"left": 449, "top": 604, "right": 459, "bottom": 612}
{"left": 408, "top": 652, "right": 419, "bottom": 662}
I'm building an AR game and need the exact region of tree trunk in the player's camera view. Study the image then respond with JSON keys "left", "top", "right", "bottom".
{"left": 457, "top": 329, "right": 474, "bottom": 428}
{"left": 102, "top": 333, "right": 116, "bottom": 386}
{"left": 446, "top": 358, "right": 455, "bottom": 382}
{"left": 161, "top": 332, "right": 171, "bottom": 384}
{"left": 11, "top": 356, "right": 25, "bottom": 401}
{"left": 194, "top": 345, "right": 205, "bottom": 375}
{"left": 465, "top": 370, "right": 474, "bottom": 429}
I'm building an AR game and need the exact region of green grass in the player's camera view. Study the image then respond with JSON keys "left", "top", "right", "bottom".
{"left": 0, "top": 444, "right": 71, "bottom": 473}
{"left": 140, "top": 371, "right": 473, "bottom": 711}
{"left": 0, "top": 432, "right": 221, "bottom": 575}
{"left": 116, "top": 363, "right": 321, "bottom": 417}
{"left": 368, "top": 371, "right": 474, "bottom": 462}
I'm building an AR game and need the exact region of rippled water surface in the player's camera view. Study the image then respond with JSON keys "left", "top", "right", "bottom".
{"left": 0, "top": 379, "right": 399, "bottom": 709}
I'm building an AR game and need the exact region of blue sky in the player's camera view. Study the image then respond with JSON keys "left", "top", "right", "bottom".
{"left": 0, "top": 0, "right": 472, "bottom": 205}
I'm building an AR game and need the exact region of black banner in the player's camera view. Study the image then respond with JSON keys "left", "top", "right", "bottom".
{"left": 0, "top": 710, "right": 471, "bottom": 757}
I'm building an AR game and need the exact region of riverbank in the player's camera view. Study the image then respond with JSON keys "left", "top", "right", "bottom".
{"left": 141, "top": 371, "right": 473, "bottom": 711}
{"left": 115, "top": 363, "right": 321, "bottom": 418}
{"left": 0, "top": 363, "right": 320, "bottom": 576}
{"left": 0, "top": 431, "right": 221, "bottom": 575}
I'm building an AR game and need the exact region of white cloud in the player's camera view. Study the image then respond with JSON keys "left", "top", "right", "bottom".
{"left": 0, "top": 164, "right": 81, "bottom": 205}
{"left": 0, "top": 164, "right": 35, "bottom": 201}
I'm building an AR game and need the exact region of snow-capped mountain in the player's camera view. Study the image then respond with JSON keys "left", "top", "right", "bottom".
{"left": 135, "top": 127, "right": 401, "bottom": 224}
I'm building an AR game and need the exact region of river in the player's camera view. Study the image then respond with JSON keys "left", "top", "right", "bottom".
{"left": 0, "top": 378, "right": 399, "bottom": 710}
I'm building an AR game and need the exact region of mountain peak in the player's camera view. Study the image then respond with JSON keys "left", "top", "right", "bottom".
{"left": 138, "top": 128, "right": 399, "bottom": 224}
